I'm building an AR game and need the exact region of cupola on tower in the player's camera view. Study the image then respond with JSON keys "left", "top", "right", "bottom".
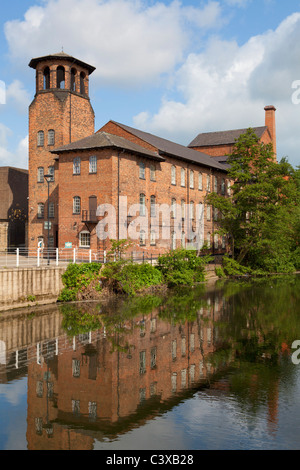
{"left": 28, "top": 52, "right": 96, "bottom": 250}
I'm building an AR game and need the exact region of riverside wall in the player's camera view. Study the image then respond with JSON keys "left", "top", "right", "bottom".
{"left": 0, "top": 267, "right": 66, "bottom": 312}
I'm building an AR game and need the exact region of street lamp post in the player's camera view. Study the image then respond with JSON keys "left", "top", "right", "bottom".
{"left": 44, "top": 174, "right": 52, "bottom": 266}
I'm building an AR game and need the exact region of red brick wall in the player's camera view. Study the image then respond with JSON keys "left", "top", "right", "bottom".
{"left": 28, "top": 57, "right": 95, "bottom": 251}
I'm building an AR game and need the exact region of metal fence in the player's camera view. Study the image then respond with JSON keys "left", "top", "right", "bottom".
{"left": 0, "top": 248, "right": 162, "bottom": 269}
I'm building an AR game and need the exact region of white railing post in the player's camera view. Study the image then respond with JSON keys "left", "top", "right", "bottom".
{"left": 89, "top": 249, "right": 92, "bottom": 263}
{"left": 56, "top": 248, "right": 59, "bottom": 266}
{"left": 104, "top": 250, "right": 106, "bottom": 263}
{"left": 16, "top": 248, "right": 19, "bottom": 268}
{"left": 73, "top": 248, "right": 76, "bottom": 264}
{"left": 37, "top": 248, "right": 40, "bottom": 267}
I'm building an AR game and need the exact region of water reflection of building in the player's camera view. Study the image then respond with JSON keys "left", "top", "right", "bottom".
{"left": 0, "top": 294, "right": 226, "bottom": 449}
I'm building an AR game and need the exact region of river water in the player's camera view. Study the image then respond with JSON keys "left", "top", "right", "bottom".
{"left": 0, "top": 275, "right": 299, "bottom": 450}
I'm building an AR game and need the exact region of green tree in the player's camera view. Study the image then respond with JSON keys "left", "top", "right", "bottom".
{"left": 207, "top": 128, "right": 300, "bottom": 272}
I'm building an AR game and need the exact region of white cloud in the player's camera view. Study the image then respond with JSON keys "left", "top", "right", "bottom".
{"left": 4, "top": 0, "right": 223, "bottom": 87}
{"left": 0, "top": 124, "right": 28, "bottom": 169}
{"left": 133, "top": 12, "right": 300, "bottom": 167}
{"left": 6, "top": 80, "right": 31, "bottom": 113}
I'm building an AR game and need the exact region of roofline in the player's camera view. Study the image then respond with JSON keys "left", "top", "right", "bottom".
{"left": 108, "top": 121, "right": 228, "bottom": 172}
{"left": 50, "top": 145, "right": 165, "bottom": 162}
{"left": 29, "top": 54, "right": 96, "bottom": 74}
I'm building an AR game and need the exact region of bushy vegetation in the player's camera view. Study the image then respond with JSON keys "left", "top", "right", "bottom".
{"left": 157, "top": 248, "right": 212, "bottom": 287}
{"left": 101, "top": 260, "right": 163, "bottom": 296}
{"left": 58, "top": 248, "right": 213, "bottom": 302}
{"left": 58, "top": 262, "right": 102, "bottom": 302}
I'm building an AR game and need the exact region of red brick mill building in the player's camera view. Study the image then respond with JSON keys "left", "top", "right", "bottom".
{"left": 27, "top": 52, "right": 277, "bottom": 258}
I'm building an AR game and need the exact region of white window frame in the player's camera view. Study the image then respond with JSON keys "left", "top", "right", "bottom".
{"left": 73, "top": 196, "right": 81, "bottom": 215}
{"left": 79, "top": 231, "right": 90, "bottom": 248}
{"left": 73, "top": 157, "right": 81, "bottom": 175}
{"left": 89, "top": 155, "right": 97, "bottom": 174}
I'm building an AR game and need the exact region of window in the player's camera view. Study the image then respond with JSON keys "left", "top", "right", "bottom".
{"left": 48, "top": 166, "right": 55, "bottom": 182}
{"left": 48, "top": 129, "right": 55, "bottom": 146}
{"left": 214, "top": 233, "right": 219, "bottom": 249}
{"left": 139, "top": 193, "right": 146, "bottom": 216}
{"left": 207, "top": 232, "right": 211, "bottom": 248}
{"left": 207, "top": 205, "right": 211, "bottom": 221}
{"left": 190, "top": 170, "right": 194, "bottom": 189}
{"left": 171, "top": 198, "right": 176, "bottom": 219}
{"left": 206, "top": 174, "right": 211, "bottom": 192}
{"left": 214, "top": 176, "right": 218, "bottom": 193}
{"left": 37, "top": 203, "right": 44, "bottom": 219}
{"left": 181, "top": 231, "right": 186, "bottom": 248}
{"left": 171, "top": 165, "right": 176, "bottom": 185}
{"left": 198, "top": 172, "right": 203, "bottom": 190}
{"left": 139, "top": 162, "right": 145, "bottom": 179}
{"left": 89, "top": 155, "right": 97, "bottom": 174}
{"left": 49, "top": 202, "right": 55, "bottom": 218}
{"left": 181, "top": 369, "right": 187, "bottom": 388}
{"left": 190, "top": 201, "right": 195, "bottom": 220}
{"left": 222, "top": 235, "right": 226, "bottom": 249}
{"left": 181, "top": 336, "right": 186, "bottom": 356}
{"left": 150, "top": 230, "right": 156, "bottom": 246}
{"left": 37, "top": 131, "right": 44, "bottom": 147}
{"left": 151, "top": 347, "right": 157, "bottom": 369}
{"left": 172, "top": 340, "right": 177, "bottom": 360}
{"left": 43, "top": 67, "right": 50, "bottom": 90}
{"left": 57, "top": 66, "right": 65, "bottom": 89}
{"left": 73, "top": 196, "right": 81, "bottom": 214}
{"left": 37, "top": 167, "right": 44, "bottom": 182}
{"left": 214, "top": 207, "right": 218, "bottom": 221}
{"left": 139, "top": 351, "right": 146, "bottom": 375}
{"left": 150, "top": 165, "right": 156, "bottom": 181}
{"left": 71, "top": 68, "right": 77, "bottom": 92}
{"left": 79, "top": 231, "right": 90, "bottom": 247}
{"left": 73, "top": 157, "right": 81, "bottom": 175}
{"left": 171, "top": 373, "right": 177, "bottom": 392}
{"left": 80, "top": 72, "right": 86, "bottom": 95}
{"left": 150, "top": 195, "right": 156, "bottom": 218}
{"left": 227, "top": 181, "right": 231, "bottom": 196}
{"left": 140, "top": 230, "right": 146, "bottom": 246}
{"left": 181, "top": 168, "right": 185, "bottom": 187}
{"left": 88, "top": 402, "right": 97, "bottom": 422}
{"left": 181, "top": 199, "right": 185, "bottom": 220}
{"left": 171, "top": 231, "right": 176, "bottom": 250}
{"left": 72, "top": 400, "right": 80, "bottom": 416}
{"left": 221, "top": 178, "right": 226, "bottom": 195}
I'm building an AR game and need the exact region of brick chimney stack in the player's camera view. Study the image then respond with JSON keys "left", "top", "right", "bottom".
{"left": 264, "top": 105, "right": 276, "bottom": 159}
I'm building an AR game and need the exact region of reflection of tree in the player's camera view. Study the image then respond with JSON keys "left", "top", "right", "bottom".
{"left": 210, "top": 275, "right": 300, "bottom": 429}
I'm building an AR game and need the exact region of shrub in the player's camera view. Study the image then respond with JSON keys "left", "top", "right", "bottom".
{"left": 157, "top": 249, "right": 211, "bottom": 287}
{"left": 222, "top": 256, "right": 251, "bottom": 276}
{"left": 102, "top": 261, "right": 163, "bottom": 296}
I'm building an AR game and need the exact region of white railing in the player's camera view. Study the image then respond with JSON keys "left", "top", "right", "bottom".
{"left": 0, "top": 248, "right": 162, "bottom": 269}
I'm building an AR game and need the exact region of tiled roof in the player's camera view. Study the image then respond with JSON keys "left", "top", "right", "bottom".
{"left": 51, "top": 132, "right": 164, "bottom": 161}
{"left": 107, "top": 121, "right": 228, "bottom": 172}
{"left": 188, "top": 126, "right": 268, "bottom": 148}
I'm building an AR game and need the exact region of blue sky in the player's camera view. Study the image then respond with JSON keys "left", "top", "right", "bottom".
{"left": 0, "top": 0, "right": 300, "bottom": 169}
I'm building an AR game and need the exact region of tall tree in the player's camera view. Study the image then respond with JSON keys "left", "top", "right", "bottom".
{"left": 207, "top": 129, "right": 299, "bottom": 271}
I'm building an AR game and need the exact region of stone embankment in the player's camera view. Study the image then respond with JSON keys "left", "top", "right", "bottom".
{"left": 0, "top": 267, "right": 66, "bottom": 312}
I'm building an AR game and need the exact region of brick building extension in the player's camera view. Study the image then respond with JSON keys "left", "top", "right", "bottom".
{"left": 28, "top": 52, "right": 276, "bottom": 256}
{"left": 0, "top": 167, "right": 28, "bottom": 250}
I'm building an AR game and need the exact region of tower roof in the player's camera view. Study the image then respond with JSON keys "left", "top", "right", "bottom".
{"left": 28, "top": 52, "right": 96, "bottom": 74}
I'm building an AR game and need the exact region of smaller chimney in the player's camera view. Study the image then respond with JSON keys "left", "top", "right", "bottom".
{"left": 264, "top": 105, "right": 276, "bottom": 159}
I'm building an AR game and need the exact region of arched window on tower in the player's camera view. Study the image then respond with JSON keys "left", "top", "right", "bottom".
{"left": 57, "top": 66, "right": 65, "bottom": 89}
{"left": 71, "top": 68, "right": 77, "bottom": 92}
{"left": 43, "top": 67, "right": 50, "bottom": 90}
{"left": 80, "top": 72, "right": 86, "bottom": 95}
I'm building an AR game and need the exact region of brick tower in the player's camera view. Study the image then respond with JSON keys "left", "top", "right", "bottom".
{"left": 28, "top": 52, "right": 95, "bottom": 251}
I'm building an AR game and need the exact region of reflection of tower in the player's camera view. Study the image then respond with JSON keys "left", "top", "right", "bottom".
{"left": 28, "top": 52, "right": 95, "bottom": 250}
